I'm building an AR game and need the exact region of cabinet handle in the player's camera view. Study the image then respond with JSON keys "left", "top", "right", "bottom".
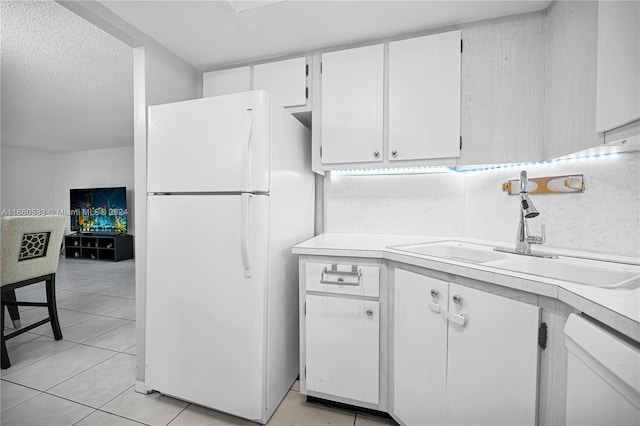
{"left": 373, "top": 151, "right": 380, "bottom": 158}
{"left": 430, "top": 289, "right": 439, "bottom": 299}
{"left": 452, "top": 295, "right": 463, "bottom": 304}
{"left": 450, "top": 311, "right": 468, "bottom": 327}
{"left": 392, "top": 150, "right": 398, "bottom": 158}
{"left": 320, "top": 265, "right": 362, "bottom": 286}
{"left": 366, "top": 309, "right": 374, "bottom": 317}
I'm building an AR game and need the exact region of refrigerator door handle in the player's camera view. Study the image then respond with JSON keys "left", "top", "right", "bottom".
{"left": 241, "top": 112, "right": 254, "bottom": 192}
{"left": 241, "top": 193, "right": 252, "bottom": 277}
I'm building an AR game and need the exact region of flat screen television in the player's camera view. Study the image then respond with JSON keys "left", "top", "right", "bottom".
{"left": 70, "top": 186, "right": 128, "bottom": 234}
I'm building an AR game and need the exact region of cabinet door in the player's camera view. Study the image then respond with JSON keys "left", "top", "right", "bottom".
{"left": 321, "top": 44, "right": 384, "bottom": 165}
{"left": 203, "top": 67, "right": 250, "bottom": 98}
{"left": 254, "top": 57, "right": 307, "bottom": 108}
{"left": 389, "top": 31, "right": 461, "bottom": 161}
{"left": 393, "top": 269, "right": 448, "bottom": 426}
{"left": 595, "top": 1, "right": 640, "bottom": 132}
{"left": 446, "top": 284, "right": 540, "bottom": 426}
{"left": 305, "top": 294, "right": 379, "bottom": 405}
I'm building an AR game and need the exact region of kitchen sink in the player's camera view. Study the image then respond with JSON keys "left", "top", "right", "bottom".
{"left": 483, "top": 256, "right": 640, "bottom": 289}
{"left": 388, "top": 240, "right": 510, "bottom": 264}
{"left": 388, "top": 240, "right": 640, "bottom": 290}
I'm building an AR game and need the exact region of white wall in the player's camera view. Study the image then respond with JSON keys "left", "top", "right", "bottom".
{"left": 55, "top": 146, "right": 134, "bottom": 234}
{"left": 324, "top": 151, "right": 640, "bottom": 257}
{"left": 1, "top": 146, "right": 58, "bottom": 212}
{"left": 1, "top": 145, "right": 135, "bottom": 233}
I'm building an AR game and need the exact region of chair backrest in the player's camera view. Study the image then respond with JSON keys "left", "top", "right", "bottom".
{"left": 1, "top": 216, "right": 66, "bottom": 287}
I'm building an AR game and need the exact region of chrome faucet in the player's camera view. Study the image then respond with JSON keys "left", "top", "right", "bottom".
{"left": 516, "top": 170, "right": 543, "bottom": 254}
{"left": 495, "top": 170, "right": 556, "bottom": 258}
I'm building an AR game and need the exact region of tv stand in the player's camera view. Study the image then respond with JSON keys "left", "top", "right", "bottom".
{"left": 65, "top": 234, "right": 133, "bottom": 261}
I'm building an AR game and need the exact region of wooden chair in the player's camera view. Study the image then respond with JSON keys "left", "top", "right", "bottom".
{"left": 1, "top": 216, "right": 66, "bottom": 369}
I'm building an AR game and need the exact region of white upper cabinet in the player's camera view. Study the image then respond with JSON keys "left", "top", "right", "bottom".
{"left": 203, "top": 67, "right": 250, "bottom": 98}
{"left": 320, "top": 44, "right": 384, "bottom": 165}
{"left": 596, "top": 1, "right": 640, "bottom": 133}
{"left": 254, "top": 57, "right": 307, "bottom": 108}
{"left": 317, "top": 32, "right": 463, "bottom": 170}
{"left": 389, "top": 30, "right": 461, "bottom": 161}
{"left": 202, "top": 58, "right": 309, "bottom": 109}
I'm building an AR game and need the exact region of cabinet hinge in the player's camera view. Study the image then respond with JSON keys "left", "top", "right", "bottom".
{"left": 320, "top": 62, "right": 322, "bottom": 74}
{"left": 304, "top": 365, "right": 307, "bottom": 378}
{"left": 320, "top": 146, "right": 323, "bottom": 158}
{"left": 305, "top": 64, "right": 309, "bottom": 76}
{"left": 459, "top": 136, "right": 463, "bottom": 151}
{"left": 538, "top": 322, "right": 548, "bottom": 350}
{"left": 305, "top": 86, "right": 309, "bottom": 99}
{"left": 304, "top": 301, "right": 306, "bottom": 315}
{"left": 461, "top": 39, "right": 464, "bottom": 53}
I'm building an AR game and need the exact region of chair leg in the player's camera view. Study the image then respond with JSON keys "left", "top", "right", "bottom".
{"left": 45, "top": 275, "right": 63, "bottom": 341}
{"left": 1, "top": 301, "right": 9, "bottom": 369}
{"left": 4, "top": 290, "right": 22, "bottom": 329}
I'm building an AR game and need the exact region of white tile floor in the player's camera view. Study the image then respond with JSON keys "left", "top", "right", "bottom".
{"left": 2, "top": 257, "right": 395, "bottom": 426}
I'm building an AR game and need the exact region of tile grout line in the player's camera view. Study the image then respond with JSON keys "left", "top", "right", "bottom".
{"left": 86, "top": 409, "right": 151, "bottom": 426}
{"left": 166, "top": 403, "right": 191, "bottom": 426}
{"left": 2, "top": 259, "right": 138, "bottom": 423}
{"left": 74, "top": 385, "right": 152, "bottom": 426}
{"left": 0, "top": 380, "right": 43, "bottom": 414}
{"left": 71, "top": 408, "right": 100, "bottom": 426}
{"left": 40, "top": 348, "right": 123, "bottom": 397}
{"left": 25, "top": 316, "right": 134, "bottom": 346}
{"left": 0, "top": 341, "right": 80, "bottom": 377}
{"left": 13, "top": 308, "right": 111, "bottom": 338}
{"left": 2, "top": 344, "right": 121, "bottom": 394}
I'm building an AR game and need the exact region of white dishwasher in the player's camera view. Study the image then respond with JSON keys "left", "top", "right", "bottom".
{"left": 564, "top": 314, "right": 640, "bottom": 426}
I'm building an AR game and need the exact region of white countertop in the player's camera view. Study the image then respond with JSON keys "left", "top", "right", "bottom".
{"left": 293, "top": 233, "right": 640, "bottom": 341}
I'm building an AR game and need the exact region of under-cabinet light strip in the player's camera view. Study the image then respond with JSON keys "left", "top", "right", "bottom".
{"left": 331, "top": 166, "right": 453, "bottom": 176}
{"left": 330, "top": 152, "right": 622, "bottom": 176}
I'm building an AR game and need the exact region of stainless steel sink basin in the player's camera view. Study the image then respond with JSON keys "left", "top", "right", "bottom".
{"left": 389, "top": 240, "right": 510, "bottom": 264}
{"left": 483, "top": 256, "right": 640, "bottom": 289}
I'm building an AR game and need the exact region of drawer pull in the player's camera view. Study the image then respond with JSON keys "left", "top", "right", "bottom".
{"left": 320, "top": 264, "right": 362, "bottom": 286}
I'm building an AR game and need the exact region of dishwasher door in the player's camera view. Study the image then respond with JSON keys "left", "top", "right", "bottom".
{"left": 564, "top": 314, "right": 640, "bottom": 426}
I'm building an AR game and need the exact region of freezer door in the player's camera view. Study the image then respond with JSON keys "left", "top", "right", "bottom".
{"left": 148, "top": 91, "right": 270, "bottom": 193}
{"left": 145, "top": 194, "right": 270, "bottom": 420}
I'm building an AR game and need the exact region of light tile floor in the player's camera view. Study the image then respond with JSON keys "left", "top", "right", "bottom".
{"left": 2, "top": 257, "right": 396, "bottom": 426}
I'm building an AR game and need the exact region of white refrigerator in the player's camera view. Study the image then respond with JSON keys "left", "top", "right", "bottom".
{"left": 145, "top": 91, "right": 314, "bottom": 424}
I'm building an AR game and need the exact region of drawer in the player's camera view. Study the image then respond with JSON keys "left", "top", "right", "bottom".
{"left": 305, "top": 262, "right": 379, "bottom": 297}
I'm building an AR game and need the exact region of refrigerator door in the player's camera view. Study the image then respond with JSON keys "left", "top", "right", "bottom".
{"left": 145, "top": 194, "right": 270, "bottom": 420}
{"left": 148, "top": 91, "right": 270, "bottom": 193}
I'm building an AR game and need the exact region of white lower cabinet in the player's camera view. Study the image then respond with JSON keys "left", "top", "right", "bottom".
{"left": 305, "top": 295, "right": 380, "bottom": 404}
{"left": 392, "top": 268, "right": 541, "bottom": 426}
{"left": 300, "top": 259, "right": 382, "bottom": 408}
{"left": 393, "top": 271, "right": 448, "bottom": 426}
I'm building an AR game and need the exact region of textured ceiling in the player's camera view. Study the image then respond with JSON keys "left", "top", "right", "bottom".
{"left": 0, "top": 0, "right": 551, "bottom": 154}
{"left": 99, "top": 0, "right": 551, "bottom": 70}
{"left": 1, "top": 1, "right": 133, "bottom": 153}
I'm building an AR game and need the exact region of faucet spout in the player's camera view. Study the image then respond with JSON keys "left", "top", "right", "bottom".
{"left": 516, "top": 208, "right": 531, "bottom": 254}
{"left": 516, "top": 170, "right": 541, "bottom": 254}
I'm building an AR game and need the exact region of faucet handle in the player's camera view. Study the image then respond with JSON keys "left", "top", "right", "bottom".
{"left": 526, "top": 223, "right": 546, "bottom": 245}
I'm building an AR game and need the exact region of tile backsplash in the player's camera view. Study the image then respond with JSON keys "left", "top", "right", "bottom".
{"left": 324, "top": 151, "right": 640, "bottom": 257}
